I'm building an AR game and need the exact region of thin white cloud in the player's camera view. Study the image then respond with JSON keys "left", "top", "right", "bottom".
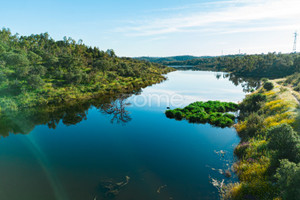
{"left": 146, "top": 0, "right": 252, "bottom": 13}
{"left": 118, "top": 0, "right": 300, "bottom": 37}
{"left": 219, "top": 24, "right": 300, "bottom": 35}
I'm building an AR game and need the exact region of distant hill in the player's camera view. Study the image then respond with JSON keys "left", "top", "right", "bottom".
{"left": 135, "top": 55, "right": 245, "bottom": 66}
{"left": 135, "top": 55, "right": 210, "bottom": 63}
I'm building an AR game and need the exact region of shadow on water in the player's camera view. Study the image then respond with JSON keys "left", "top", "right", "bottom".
{"left": 0, "top": 93, "right": 135, "bottom": 137}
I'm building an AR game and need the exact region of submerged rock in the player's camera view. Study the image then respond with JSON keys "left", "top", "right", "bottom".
{"left": 210, "top": 176, "right": 225, "bottom": 194}
{"left": 157, "top": 185, "right": 167, "bottom": 194}
{"left": 99, "top": 176, "right": 130, "bottom": 198}
{"left": 224, "top": 170, "right": 232, "bottom": 178}
{"left": 214, "top": 150, "right": 226, "bottom": 158}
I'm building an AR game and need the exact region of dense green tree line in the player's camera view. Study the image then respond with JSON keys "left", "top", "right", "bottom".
{"left": 208, "top": 53, "right": 300, "bottom": 78}
{"left": 141, "top": 53, "right": 300, "bottom": 78}
{"left": 0, "top": 28, "right": 173, "bottom": 112}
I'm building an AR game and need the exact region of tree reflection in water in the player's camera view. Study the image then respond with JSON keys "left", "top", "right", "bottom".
{"left": 0, "top": 94, "right": 133, "bottom": 137}
{"left": 0, "top": 70, "right": 260, "bottom": 137}
{"left": 98, "top": 94, "right": 132, "bottom": 124}
{"left": 169, "top": 67, "right": 261, "bottom": 93}
{"left": 220, "top": 73, "right": 261, "bottom": 93}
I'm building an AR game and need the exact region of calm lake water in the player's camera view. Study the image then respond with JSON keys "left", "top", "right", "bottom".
{"left": 0, "top": 71, "right": 254, "bottom": 200}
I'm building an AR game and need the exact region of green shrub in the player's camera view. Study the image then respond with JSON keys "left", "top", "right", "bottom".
{"left": 174, "top": 111, "right": 183, "bottom": 120}
{"left": 238, "top": 113, "right": 265, "bottom": 139}
{"left": 209, "top": 115, "right": 217, "bottom": 124}
{"left": 267, "top": 124, "right": 300, "bottom": 163}
{"left": 224, "top": 113, "right": 236, "bottom": 120}
{"left": 188, "top": 114, "right": 198, "bottom": 123}
{"left": 165, "top": 110, "right": 175, "bottom": 118}
{"left": 217, "top": 105, "right": 226, "bottom": 112}
{"left": 234, "top": 142, "right": 250, "bottom": 158}
{"left": 227, "top": 180, "right": 277, "bottom": 200}
{"left": 275, "top": 159, "right": 300, "bottom": 200}
{"left": 294, "top": 82, "right": 300, "bottom": 91}
{"left": 223, "top": 117, "right": 234, "bottom": 126}
{"left": 264, "top": 82, "right": 274, "bottom": 91}
{"left": 226, "top": 102, "right": 239, "bottom": 111}
{"left": 239, "top": 93, "right": 267, "bottom": 120}
{"left": 284, "top": 73, "right": 300, "bottom": 88}
{"left": 197, "top": 112, "right": 209, "bottom": 123}
{"left": 212, "top": 116, "right": 233, "bottom": 127}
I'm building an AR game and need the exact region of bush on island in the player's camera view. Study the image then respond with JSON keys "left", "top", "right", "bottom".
{"left": 165, "top": 100, "right": 238, "bottom": 128}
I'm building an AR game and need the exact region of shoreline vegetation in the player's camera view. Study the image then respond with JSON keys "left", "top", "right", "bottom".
{"left": 222, "top": 79, "right": 300, "bottom": 200}
{"left": 165, "top": 101, "right": 239, "bottom": 128}
{"left": 0, "top": 28, "right": 174, "bottom": 114}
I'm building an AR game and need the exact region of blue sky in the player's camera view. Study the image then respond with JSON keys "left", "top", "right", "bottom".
{"left": 1, "top": 0, "right": 300, "bottom": 57}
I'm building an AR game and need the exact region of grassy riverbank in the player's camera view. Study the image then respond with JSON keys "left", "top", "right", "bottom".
{"left": 223, "top": 79, "right": 300, "bottom": 200}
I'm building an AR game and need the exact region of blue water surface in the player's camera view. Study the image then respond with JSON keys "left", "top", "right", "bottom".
{"left": 0, "top": 71, "right": 250, "bottom": 200}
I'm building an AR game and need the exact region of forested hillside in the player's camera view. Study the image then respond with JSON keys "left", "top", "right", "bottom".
{"left": 0, "top": 28, "right": 173, "bottom": 112}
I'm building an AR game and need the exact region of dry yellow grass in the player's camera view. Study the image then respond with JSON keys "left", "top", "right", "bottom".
{"left": 269, "top": 79, "right": 300, "bottom": 132}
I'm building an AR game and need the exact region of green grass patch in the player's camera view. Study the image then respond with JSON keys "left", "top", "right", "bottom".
{"left": 165, "top": 101, "right": 238, "bottom": 128}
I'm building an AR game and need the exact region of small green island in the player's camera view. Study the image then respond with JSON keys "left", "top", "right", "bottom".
{"left": 165, "top": 101, "right": 239, "bottom": 128}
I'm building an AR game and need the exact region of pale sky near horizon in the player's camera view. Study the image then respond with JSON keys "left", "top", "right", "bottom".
{"left": 1, "top": 0, "right": 300, "bottom": 57}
